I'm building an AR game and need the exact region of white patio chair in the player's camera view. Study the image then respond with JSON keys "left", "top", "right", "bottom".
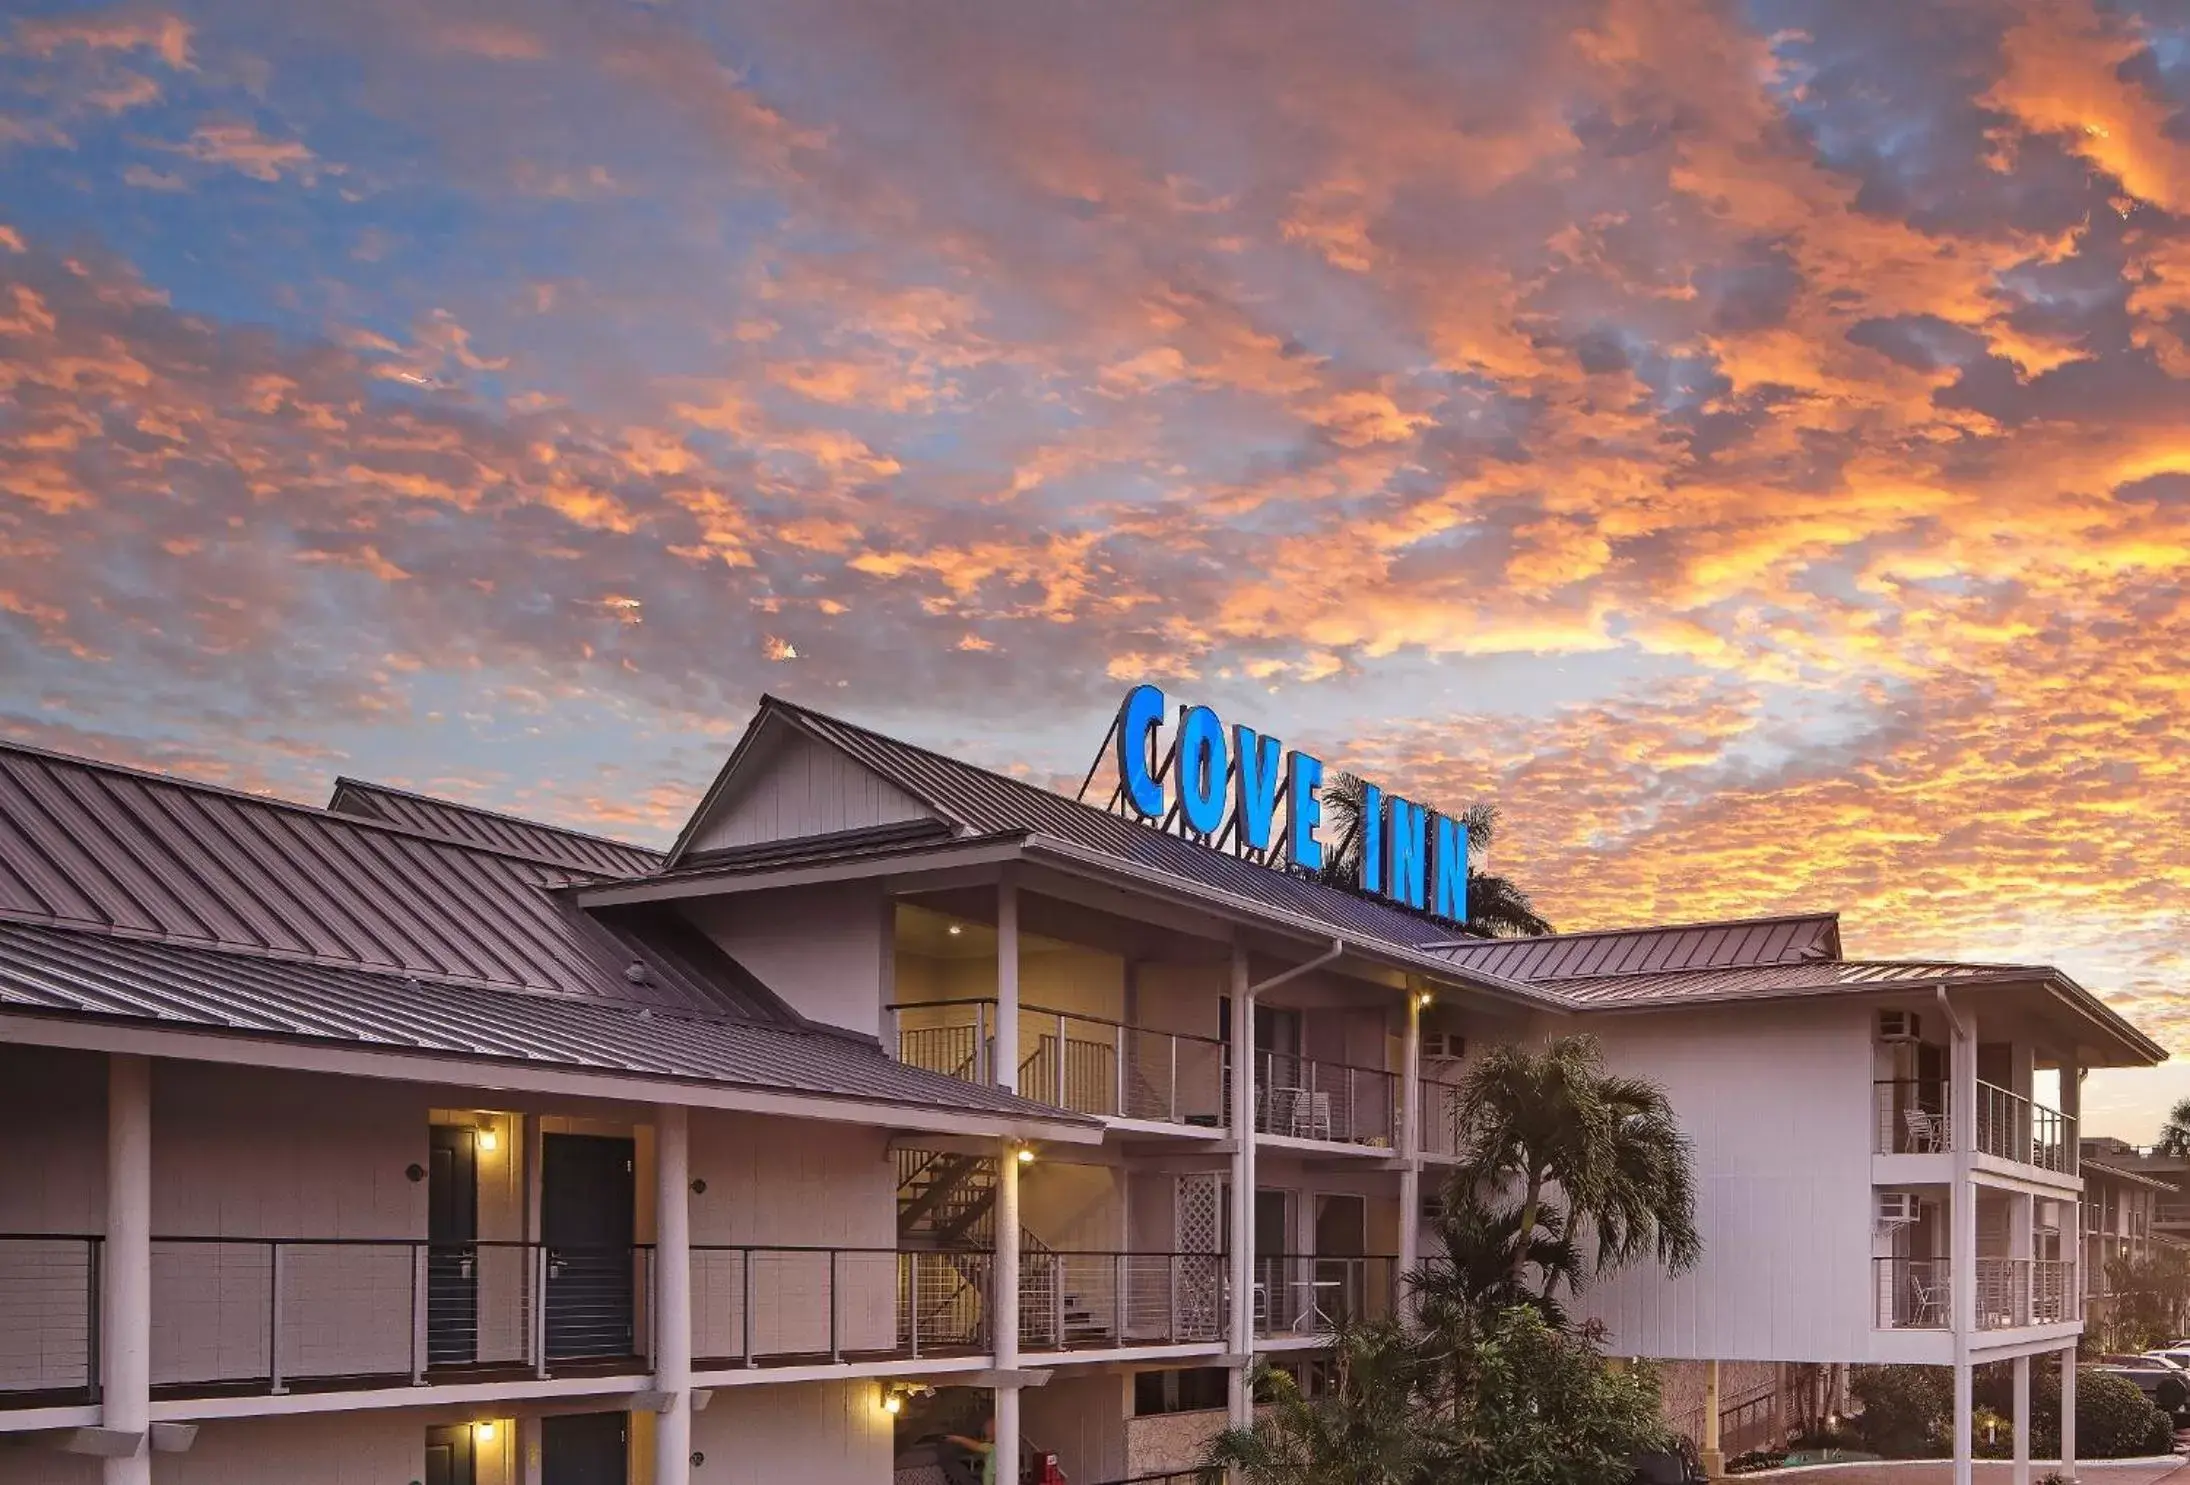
{"left": 1910, "top": 1269, "right": 1949, "bottom": 1327}
{"left": 1291, "top": 1091, "right": 1332, "bottom": 1141}
{"left": 1903, "top": 1106, "right": 1949, "bottom": 1154}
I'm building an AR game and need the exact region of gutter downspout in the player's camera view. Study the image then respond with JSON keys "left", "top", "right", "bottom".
{"left": 1228, "top": 938, "right": 1345, "bottom": 1429}
{"left": 1939, "top": 986, "right": 1977, "bottom": 1485}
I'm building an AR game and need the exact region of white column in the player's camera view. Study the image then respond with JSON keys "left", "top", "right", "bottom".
{"left": 1226, "top": 944, "right": 1256, "bottom": 1427}
{"left": 653, "top": 1105, "right": 692, "bottom": 1485}
{"left": 2012, "top": 1353, "right": 2031, "bottom": 1485}
{"left": 104, "top": 1053, "right": 152, "bottom": 1485}
{"left": 2059, "top": 1346, "right": 2077, "bottom": 1482}
{"left": 1950, "top": 1005, "right": 1978, "bottom": 1485}
{"left": 1701, "top": 1359, "right": 1723, "bottom": 1477}
{"left": 993, "top": 1137, "right": 1022, "bottom": 1478}
{"left": 1398, "top": 987, "right": 1422, "bottom": 1328}
{"left": 996, "top": 875, "right": 1019, "bottom": 1094}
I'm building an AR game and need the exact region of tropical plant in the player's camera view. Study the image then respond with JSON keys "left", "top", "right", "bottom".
{"left": 2157, "top": 1097, "right": 2190, "bottom": 1159}
{"left": 2101, "top": 1246, "right": 2190, "bottom": 1351}
{"left": 1410, "top": 1185, "right": 1585, "bottom": 1332}
{"left": 1449, "top": 1035, "right": 1702, "bottom": 1293}
{"left": 1316, "top": 778, "right": 1551, "bottom": 937}
{"left": 1200, "top": 1321, "right": 1433, "bottom": 1484}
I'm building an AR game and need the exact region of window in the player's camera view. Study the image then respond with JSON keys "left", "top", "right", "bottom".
{"left": 1135, "top": 1366, "right": 1231, "bottom": 1416}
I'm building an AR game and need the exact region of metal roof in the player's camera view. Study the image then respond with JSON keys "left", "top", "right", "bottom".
{"left": 0, "top": 741, "right": 775, "bottom": 1022}
{"left": 0, "top": 921, "right": 1082, "bottom": 1123}
{"left": 1540, "top": 959, "right": 2037, "bottom": 1008}
{"left": 736, "top": 698, "right": 1478, "bottom": 954}
{"left": 1434, "top": 913, "right": 1843, "bottom": 982}
{"left": 2083, "top": 1159, "right": 2179, "bottom": 1193}
{"left": 329, "top": 778, "right": 662, "bottom": 877}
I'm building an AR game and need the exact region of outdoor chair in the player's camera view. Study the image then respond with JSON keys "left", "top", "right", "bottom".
{"left": 1909, "top": 1269, "right": 1949, "bottom": 1327}
{"left": 1291, "top": 1091, "right": 1333, "bottom": 1141}
{"left": 1902, "top": 1106, "right": 1949, "bottom": 1154}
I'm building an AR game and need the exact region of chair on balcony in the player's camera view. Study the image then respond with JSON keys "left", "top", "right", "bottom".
{"left": 1909, "top": 1269, "right": 1949, "bottom": 1327}
{"left": 1903, "top": 1106, "right": 1950, "bottom": 1154}
{"left": 1291, "top": 1092, "right": 1333, "bottom": 1141}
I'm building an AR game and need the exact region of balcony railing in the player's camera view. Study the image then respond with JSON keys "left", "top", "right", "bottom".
{"left": 692, "top": 1246, "right": 991, "bottom": 1365}
{"left": 1870, "top": 1080, "right": 2077, "bottom": 1173}
{"left": 1250, "top": 1254, "right": 1398, "bottom": 1337}
{"left": 1017, "top": 1251, "right": 1229, "bottom": 1352}
{"left": 1872, "top": 1256, "right": 2078, "bottom": 1331}
{"left": 1254, "top": 1054, "right": 1399, "bottom": 1148}
{"left": 889, "top": 1000, "right": 1229, "bottom": 1127}
{"left": 0, "top": 1235, "right": 655, "bottom": 1406}
{"left": 0, "top": 1235, "right": 99, "bottom": 1403}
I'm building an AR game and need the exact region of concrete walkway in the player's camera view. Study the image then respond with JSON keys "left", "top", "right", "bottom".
{"left": 1737, "top": 1462, "right": 2190, "bottom": 1485}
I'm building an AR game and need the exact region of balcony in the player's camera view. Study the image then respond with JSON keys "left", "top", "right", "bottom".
{"left": 1250, "top": 1254, "right": 1399, "bottom": 1338}
{"left": 1252, "top": 1054, "right": 1399, "bottom": 1149}
{"left": 888, "top": 1001, "right": 1403, "bottom": 1148}
{"left": 693, "top": 1246, "right": 994, "bottom": 1366}
{"left": 1871, "top": 1080, "right": 2078, "bottom": 1175}
{"left": 890, "top": 1000, "right": 1228, "bottom": 1128}
{"left": 1016, "top": 1251, "right": 1229, "bottom": 1352}
{"left": 1871, "top": 1256, "right": 2079, "bottom": 1331}
{"left": 0, "top": 1234, "right": 656, "bottom": 1409}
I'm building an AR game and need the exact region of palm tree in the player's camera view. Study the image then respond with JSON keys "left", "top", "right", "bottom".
{"left": 1200, "top": 1323, "right": 1432, "bottom": 1484}
{"left": 1450, "top": 1035, "right": 1702, "bottom": 1292}
{"left": 1409, "top": 1185, "right": 1585, "bottom": 1330}
{"left": 2158, "top": 1097, "right": 2190, "bottom": 1159}
{"left": 1315, "top": 779, "right": 1551, "bottom": 937}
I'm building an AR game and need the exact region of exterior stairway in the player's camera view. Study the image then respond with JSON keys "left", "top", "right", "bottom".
{"left": 896, "top": 1150, "right": 1103, "bottom": 1350}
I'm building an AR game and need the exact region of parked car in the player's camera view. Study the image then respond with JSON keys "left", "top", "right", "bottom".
{"left": 1628, "top": 1436, "right": 1708, "bottom": 1485}
{"left": 2145, "top": 1347, "right": 2190, "bottom": 1371}
{"left": 893, "top": 1434, "right": 1068, "bottom": 1485}
{"left": 2092, "top": 1355, "right": 2190, "bottom": 1415}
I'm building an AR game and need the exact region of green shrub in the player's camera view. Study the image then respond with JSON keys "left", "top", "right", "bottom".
{"left": 2072, "top": 1371, "right": 2174, "bottom": 1458}
{"left": 1850, "top": 1366, "right": 1952, "bottom": 1456}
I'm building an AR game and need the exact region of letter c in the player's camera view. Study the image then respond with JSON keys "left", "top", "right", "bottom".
{"left": 1116, "top": 684, "right": 1167, "bottom": 819}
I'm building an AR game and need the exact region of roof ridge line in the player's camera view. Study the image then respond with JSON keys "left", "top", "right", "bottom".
{"left": 331, "top": 776, "right": 665, "bottom": 856}
{"left": 0, "top": 737, "right": 621, "bottom": 876}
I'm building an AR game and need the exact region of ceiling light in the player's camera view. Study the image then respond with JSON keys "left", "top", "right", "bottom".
{"left": 948, "top": 924, "right": 963, "bottom": 937}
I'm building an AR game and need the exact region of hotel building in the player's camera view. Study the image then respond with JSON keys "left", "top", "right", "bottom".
{"left": 0, "top": 693, "right": 2164, "bottom": 1485}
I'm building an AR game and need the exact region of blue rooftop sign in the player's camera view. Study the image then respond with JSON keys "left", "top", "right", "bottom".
{"left": 1105, "top": 683, "right": 1469, "bottom": 923}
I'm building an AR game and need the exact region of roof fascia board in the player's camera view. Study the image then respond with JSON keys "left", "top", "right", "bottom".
{"left": 2042, "top": 977, "right": 2169, "bottom": 1066}
{"left": 575, "top": 837, "right": 1028, "bottom": 908}
{"left": 0, "top": 1010, "right": 1103, "bottom": 1145}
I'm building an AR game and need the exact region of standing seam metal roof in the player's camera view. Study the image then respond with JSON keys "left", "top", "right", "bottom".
{"left": 761, "top": 698, "right": 1474, "bottom": 954}
{"left": 1539, "top": 959, "right": 2037, "bottom": 1007}
{"left": 328, "top": 779, "right": 663, "bottom": 877}
{"left": 1433, "top": 913, "right": 1843, "bottom": 981}
{"left": 0, "top": 743, "right": 775, "bottom": 1021}
{"left": 0, "top": 921, "right": 1080, "bottom": 1121}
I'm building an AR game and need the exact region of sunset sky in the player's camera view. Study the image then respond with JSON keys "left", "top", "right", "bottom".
{"left": 1, "top": 0, "right": 2184, "bottom": 1134}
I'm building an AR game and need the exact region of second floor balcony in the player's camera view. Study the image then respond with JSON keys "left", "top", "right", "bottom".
{"left": 888, "top": 999, "right": 1402, "bottom": 1147}
{"left": 1872, "top": 1079, "right": 2078, "bottom": 1176}
{"left": 1872, "top": 1255, "right": 2079, "bottom": 1332}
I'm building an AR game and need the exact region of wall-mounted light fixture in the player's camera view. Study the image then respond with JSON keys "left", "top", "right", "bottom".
{"left": 1415, "top": 990, "right": 1434, "bottom": 1009}
{"left": 473, "top": 1421, "right": 497, "bottom": 1443}
{"left": 1014, "top": 1143, "right": 1036, "bottom": 1166}
{"left": 474, "top": 1126, "right": 498, "bottom": 1153}
{"left": 947, "top": 923, "right": 964, "bottom": 937}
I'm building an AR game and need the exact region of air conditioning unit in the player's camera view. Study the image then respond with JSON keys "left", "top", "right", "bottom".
{"left": 1422, "top": 1032, "right": 1465, "bottom": 1062}
{"left": 1877, "top": 1192, "right": 1921, "bottom": 1226}
{"left": 1878, "top": 1010, "right": 1923, "bottom": 1043}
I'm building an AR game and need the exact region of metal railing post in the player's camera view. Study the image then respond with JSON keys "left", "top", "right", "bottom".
{"left": 1056, "top": 1012, "right": 1070, "bottom": 1109}
{"left": 829, "top": 1249, "right": 842, "bottom": 1363}
{"left": 267, "top": 1241, "right": 287, "bottom": 1395}
{"left": 742, "top": 1251, "right": 755, "bottom": 1367}
{"left": 410, "top": 1243, "right": 428, "bottom": 1384}
{"left": 1167, "top": 1254, "right": 1178, "bottom": 1342}
{"left": 86, "top": 1238, "right": 102, "bottom": 1406}
{"left": 1169, "top": 1035, "right": 1179, "bottom": 1123}
{"left": 978, "top": 1002, "right": 991, "bottom": 1085}
{"left": 909, "top": 1254, "right": 921, "bottom": 1359}
{"left": 1115, "top": 1253, "right": 1127, "bottom": 1346}
{"left": 1115, "top": 1024, "right": 1128, "bottom": 1118}
{"left": 533, "top": 1245, "right": 550, "bottom": 1379}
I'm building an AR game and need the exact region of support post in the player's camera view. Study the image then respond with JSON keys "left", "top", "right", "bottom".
{"left": 2059, "top": 1345, "right": 2077, "bottom": 1483}
{"left": 2012, "top": 1353, "right": 2031, "bottom": 1485}
{"left": 103, "top": 1053, "right": 151, "bottom": 1485}
{"left": 1226, "top": 944, "right": 1256, "bottom": 1427}
{"left": 653, "top": 1105, "right": 692, "bottom": 1485}
{"left": 1701, "top": 1359, "right": 1723, "bottom": 1479}
{"left": 996, "top": 876, "right": 1019, "bottom": 1094}
{"left": 1398, "top": 987, "right": 1423, "bottom": 1330}
{"left": 1949, "top": 999, "right": 1979, "bottom": 1485}
{"left": 993, "top": 1136, "right": 1022, "bottom": 1485}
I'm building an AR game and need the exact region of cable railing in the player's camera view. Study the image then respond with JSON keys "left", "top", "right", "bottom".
{"left": 1871, "top": 1080, "right": 2076, "bottom": 1172}
{"left": 889, "top": 1000, "right": 1230, "bottom": 1127}
{"left": 1, "top": 1235, "right": 653, "bottom": 1404}
{"left": 1016, "top": 1251, "right": 1231, "bottom": 1352}
{"left": 1254, "top": 1053, "right": 1399, "bottom": 1148}
{"left": 0, "top": 1235, "right": 99, "bottom": 1403}
{"left": 1874, "top": 1256, "right": 1952, "bottom": 1330}
{"left": 690, "top": 1246, "right": 992, "bottom": 1366}
{"left": 1250, "top": 1254, "right": 1398, "bottom": 1337}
